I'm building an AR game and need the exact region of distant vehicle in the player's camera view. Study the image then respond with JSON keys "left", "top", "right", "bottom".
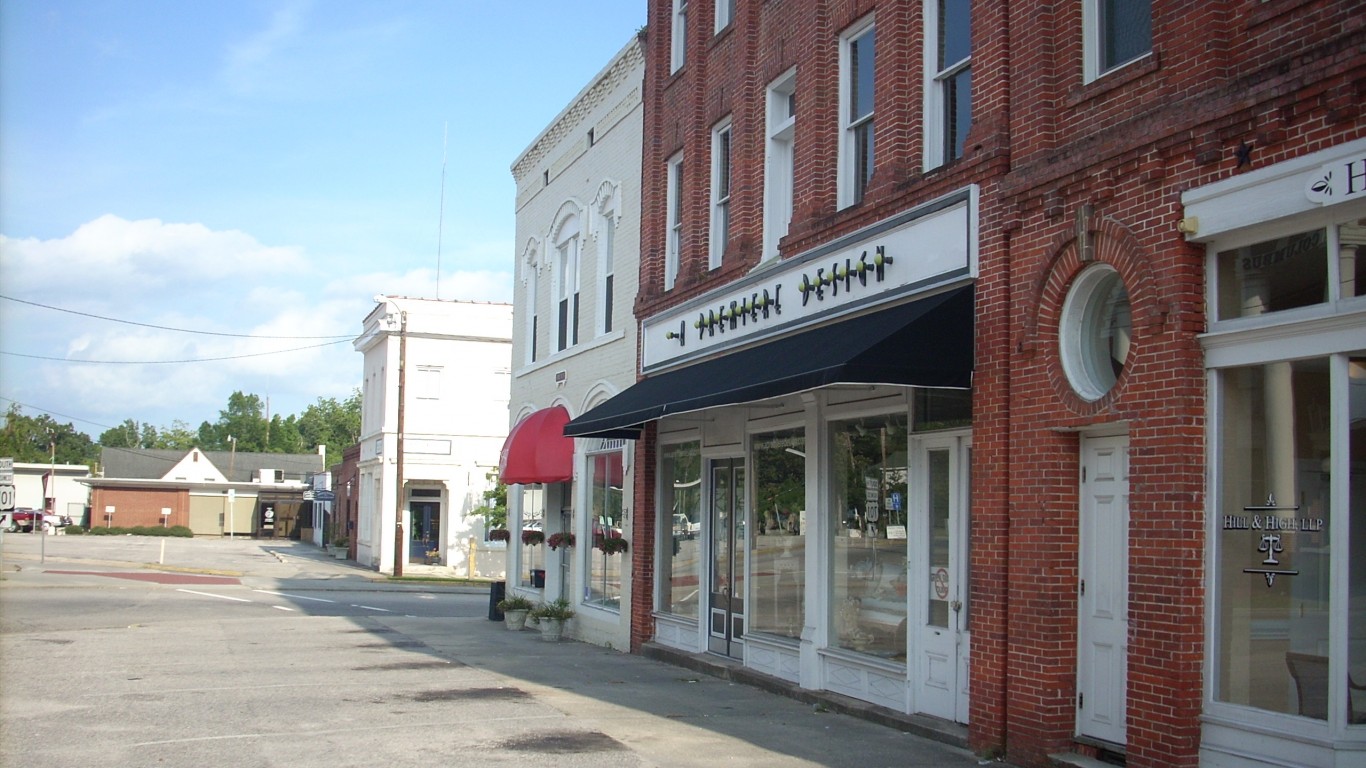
{"left": 672, "top": 513, "right": 700, "bottom": 539}
{"left": 5, "top": 508, "right": 72, "bottom": 533}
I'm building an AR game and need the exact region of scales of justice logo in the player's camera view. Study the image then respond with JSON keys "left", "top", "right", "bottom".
{"left": 1224, "top": 493, "right": 1325, "bottom": 588}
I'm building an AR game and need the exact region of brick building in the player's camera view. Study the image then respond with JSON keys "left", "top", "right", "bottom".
{"left": 562, "top": 1, "right": 1364, "bottom": 767}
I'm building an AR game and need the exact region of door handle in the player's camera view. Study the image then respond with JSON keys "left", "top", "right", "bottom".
{"left": 950, "top": 600, "right": 962, "bottom": 612}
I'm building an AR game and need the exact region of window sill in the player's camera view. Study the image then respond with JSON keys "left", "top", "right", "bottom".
{"left": 1067, "top": 52, "right": 1159, "bottom": 109}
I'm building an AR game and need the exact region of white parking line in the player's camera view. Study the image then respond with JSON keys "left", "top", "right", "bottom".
{"left": 177, "top": 589, "right": 252, "bottom": 603}
{"left": 253, "top": 590, "right": 335, "bottom": 603}
{"left": 351, "top": 604, "right": 390, "bottom": 612}
{"left": 272, "top": 605, "right": 296, "bottom": 612}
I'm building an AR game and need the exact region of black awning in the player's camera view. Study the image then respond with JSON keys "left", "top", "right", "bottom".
{"left": 564, "top": 284, "right": 973, "bottom": 438}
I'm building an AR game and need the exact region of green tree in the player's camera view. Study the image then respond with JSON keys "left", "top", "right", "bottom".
{"left": 98, "top": 419, "right": 142, "bottom": 449}
{"left": 151, "top": 421, "right": 199, "bottom": 451}
{"left": 295, "top": 390, "right": 362, "bottom": 463}
{"left": 478, "top": 474, "right": 508, "bottom": 529}
{"left": 200, "top": 391, "right": 269, "bottom": 452}
{"left": 0, "top": 404, "right": 98, "bottom": 466}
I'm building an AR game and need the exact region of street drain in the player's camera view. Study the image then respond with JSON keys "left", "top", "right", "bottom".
{"left": 360, "top": 659, "right": 464, "bottom": 671}
{"left": 410, "top": 687, "right": 530, "bottom": 702}
{"left": 497, "top": 731, "right": 625, "bottom": 754}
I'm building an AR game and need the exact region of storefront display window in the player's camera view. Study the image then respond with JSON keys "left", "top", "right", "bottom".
{"left": 586, "top": 451, "right": 624, "bottom": 609}
{"left": 660, "top": 441, "right": 702, "bottom": 618}
{"left": 914, "top": 388, "right": 972, "bottom": 431}
{"left": 1216, "top": 229, "right": 1327, "bottom": 321}
{"left": 519, "top": 486, "right": 546, "bottom": 589}
{"left": 1349, "top": 355, "right": 1366, "bottom": 726}
{"left": 751, "top": 428, "right": 806, "bottom": 639}
{"left": 830, "top": 414, "right": 909, "bottom": 659}
{"left": 1216, "top": 359, "right": 1331, "bottom": 717}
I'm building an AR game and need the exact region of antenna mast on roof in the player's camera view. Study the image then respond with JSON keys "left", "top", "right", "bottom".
{"left": 435, "top": 122, "right": 448, "bottom": 300}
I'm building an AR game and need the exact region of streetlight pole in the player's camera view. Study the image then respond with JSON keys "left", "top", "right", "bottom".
{"left": 392, "top": 311, "right": 408, "bottom": 578}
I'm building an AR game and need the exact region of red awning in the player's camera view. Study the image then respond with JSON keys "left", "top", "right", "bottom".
{"left": 498, "top": 405, "right": 575, "bottom": 485}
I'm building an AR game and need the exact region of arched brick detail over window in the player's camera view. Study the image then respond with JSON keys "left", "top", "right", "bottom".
{"left": 1033, "top": 215, "right": 1157, "bottom": 417}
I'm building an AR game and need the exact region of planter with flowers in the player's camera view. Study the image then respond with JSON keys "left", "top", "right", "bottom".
{"left": 487, "top": 528, "right": 511, "bottom": 543}
{"left": 496, "top": 594, "right": 535, "bottom": 631}
{"left": 546, "top": 532, "right": 575, "bottom": 551}
{"left": 594, "top": 534, "right": 629, "bottom": 556}
{"left": 425, "top": 547, "right": 441, "bottom": 565}
{"left": 521, "top": 529, "right": 545, "bottom": 547}
{"left": 529, "top": 598, "right": 575, "bottom": 641}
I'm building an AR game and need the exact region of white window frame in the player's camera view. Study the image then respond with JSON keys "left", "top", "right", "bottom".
{"left": 554, "top": 212, "right": 582, "bottom": 353}
{"left": 714, "top": 0, "right": 734, "bottom": 33}
{"left": 763, "top": 69, "right": 796, "bottom": 265}
{"left": 521, "top": 239, "right": 541, "bottom": 365}
{"left": 1082, "top": 0, "right": 1152, "bottom": 83}
{"left": 593, "top": 181, "right": 621, "bottom": 337}
{"left": 923, "top": 0, "right": 971, "bottom": 170}
{"left": 666, "top": 152, "right": 684, "bottom": 291}
{"left": 839, "top": 16, "right": 876, "bottom": 210}
{"left": 710, "top": 117, "right": 733, "bottom": 271}
{"left": 414, "top": 366, "right": 441, "bottom": 400}
{"left": 672, "top": 0, "right": 689, "bottom": 74}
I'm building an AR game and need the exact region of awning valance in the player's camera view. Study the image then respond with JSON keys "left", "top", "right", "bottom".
{"left": 564, "top": 285, "right": 973, "bottom": 439}
{"left": 499, "top": 405, "right": 575, "bottom": 485}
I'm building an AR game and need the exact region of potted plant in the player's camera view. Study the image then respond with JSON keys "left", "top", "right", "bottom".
{"left": 425, "top": 547, "right": 441, "bottom": 565}
{"left": 332, "top": 535, "right": 350, "bottom": 559}
{"left": 488, "top": 528, "right": 511, "bottom": 543}
{"left": 546, "top": 531, "right": 575, "bottom": 551}
{"left": 521, "top": 529, "right": 544, "bottom": 547}
{"left": 529, "top": 598, "right": 574, "bottom": 641}
{"left": 496, "top": 594, "right": 535, "bottom": 631}
{"left": 594, "top": 534, "right": 628, "bottom": 555}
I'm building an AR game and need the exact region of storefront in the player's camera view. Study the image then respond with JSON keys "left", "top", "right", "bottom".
{"left": 1183, "top": 138, "right": 1366, "bottom": 767}
{"left": 567, "top": 188, "right": 978, "bottom": 719}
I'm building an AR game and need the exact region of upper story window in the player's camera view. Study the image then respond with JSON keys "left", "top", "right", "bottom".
{"left": 840, "top": 17, "right": 876, "bottom": 209}
{"left": 1083, "top": 0, "right": 1152, "bottom": 82}
{"left": 710, "top": 118, "right": 733, "bottom": 270}
{"left": 925, "top": 0, "right": 972, "bottom": 169}
{"left": 763, "top": 69, "right": 797, "bottom": 264}
{"left": 672, "top": 0, "right": 689, "bottom": 73}
{"left": 714, "top": 0, "right": 734, "bottom": 33}
{"left": 553, "top": 212, "right": 581, "bottom": 353}
{"left": 666, "top": 152, "right": 684, "bottom": 291}
{"left": 521, "top": 240, "right": 542, "bottom": 364}
{"left": 593, "top": 181, "right": 621, "bottom": 336}
{"left": 414, "top": 366, "right": 442, "bottom": 400}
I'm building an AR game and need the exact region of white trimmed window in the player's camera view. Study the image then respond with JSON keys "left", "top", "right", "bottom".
{"left": 715, "top": 0, "right": 734, "bottom": 33}
{"left": 672, "top": 0, "right": 689, "bottom": 73}
{"left": 839, "top": 17, "right": 876, "bottom": 209}
{"left": 925, "top": 0, "right": 972, "bottom": 170}
{"left": 414, "top": 366, "right": 441, "bottom": 400}
{"left": 763, "top": 70, "right": 796, "bottom": 265}
{"left": 594, "top": 183, "right": 620, "bottom": 337}
{"left": 521, "top": 241, "right": 541, "bottom": 364}
{"left": 1083, "top": 0, "right": 1152, "bottom": 83}
{"left": 554, "top": 213, "right": 581, "bottom": 353}
{"left": 666, "top": 152, "right": 684, "bottom": 291}
{"left": 710, "top": 118, "right": 732, "bottom": 270}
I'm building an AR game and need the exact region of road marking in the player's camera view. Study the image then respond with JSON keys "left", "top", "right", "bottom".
{"left": 351, "top": 604, "right": 390, "bottom": 612}
{"left": 253, "top": 589, "right": 335, "bottom": 603}
{"left": 272, "top": 605, "right": 296, "bottom": 612}
{"left": 177, "top": 589, "right": 251, "bottom": 602}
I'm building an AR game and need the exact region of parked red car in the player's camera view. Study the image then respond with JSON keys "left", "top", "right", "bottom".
{"left": 5, "top": 508, "right": 72, "bottom": 533}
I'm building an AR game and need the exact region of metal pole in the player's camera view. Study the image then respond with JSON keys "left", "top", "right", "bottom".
{"left": 393, "top": 311, "right": 408, "bottom": 578}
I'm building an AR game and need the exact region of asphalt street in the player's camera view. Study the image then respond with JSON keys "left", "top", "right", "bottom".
{"left": 0, "top": 533, "right": 1000, "bottom": 768}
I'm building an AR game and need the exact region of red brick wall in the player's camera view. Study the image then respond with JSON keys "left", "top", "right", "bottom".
{"left": 638, "top": 1, "right": 1364, "bottom": 766}
{"left": 89, "top": 487, "right": 189, "bottom": 530}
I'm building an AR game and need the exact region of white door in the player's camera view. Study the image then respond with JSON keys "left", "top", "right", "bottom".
{"left": 1077, "top": 434, "right": 1129, "bottom": 744}
{"left": 914, "top": 435, "right": 971, "bottom": 723}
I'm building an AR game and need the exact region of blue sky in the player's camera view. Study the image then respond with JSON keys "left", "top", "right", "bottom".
{"left": 0, "top": 0, "right": 645, "bottom": 438}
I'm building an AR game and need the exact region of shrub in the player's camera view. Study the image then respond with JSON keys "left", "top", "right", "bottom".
{"left": 496, "top": 594, "right": 535, "bottom": 612}
{"left": 529, "top": 598, "right": 575, "bottom": 621}
{"left": 83, "top": 525, "right": 193, "bottom": 538}
{"left": 65, "top": 525, "right": 86, "bottom": 535}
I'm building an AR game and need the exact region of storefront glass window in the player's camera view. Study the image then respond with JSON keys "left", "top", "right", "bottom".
{"left": 1349, "top": 355, "right": 1366, "bottom": 726}
{"left": 751, "top": 428, "right": 807, "bottom": 639}
{"left": 914, "top": 388, "right": 972, "bottom": 431}
{"left": 1217, "top": 229, "right": 1327, "bottom": 321}
{"left": 1216, "top": 359, "right": 1331, "bottom": 717}
{"left": 519, "top": 486, "right": 546, "bottom": 589}
{"left": 830, "top": 414, "right": 909, "bottom": 659}
{"left": 660, "top": 441, "right": 702, "bottom": 618}
{"left": 586, "top": 451, "right": 624, "bottom": 610}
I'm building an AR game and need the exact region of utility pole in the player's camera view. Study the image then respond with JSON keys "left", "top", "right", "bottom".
{"left": 392, "top": 311, "right": 408, "bottom": 578}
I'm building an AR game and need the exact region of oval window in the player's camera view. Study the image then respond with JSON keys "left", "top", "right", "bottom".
{"left": 1060, "top": 264, "right": 1132, "bottom": 401}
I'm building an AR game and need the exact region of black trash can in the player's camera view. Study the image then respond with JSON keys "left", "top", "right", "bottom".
{"left": 488, "top": 580, "right": 506, "bottom": 621}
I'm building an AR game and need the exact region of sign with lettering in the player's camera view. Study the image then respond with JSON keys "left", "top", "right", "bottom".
{"left": 1305, "top": 154, "right": 1366, "bottom": 205}
{"left": 641, "top": 188, "right": 975, "bottom": 371}
{"left": 1224, "top": 494, "right": 1321, "bottom": 587}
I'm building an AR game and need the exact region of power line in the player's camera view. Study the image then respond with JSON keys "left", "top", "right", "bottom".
{"left": 0, "top": 294, "right": 354, "bottom": 339}
{"left": 0, "top": 396, "right": 118, "bottom": 432}
{"left": 0, "top": 339, "right": 352, "bottom": 365}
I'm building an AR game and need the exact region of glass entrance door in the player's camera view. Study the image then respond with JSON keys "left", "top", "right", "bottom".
{"left": 708, "top": 459, "right": 746, "bottom": 658}
{"left": 409, "top": 500, "right": 441, "bottom": 564}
